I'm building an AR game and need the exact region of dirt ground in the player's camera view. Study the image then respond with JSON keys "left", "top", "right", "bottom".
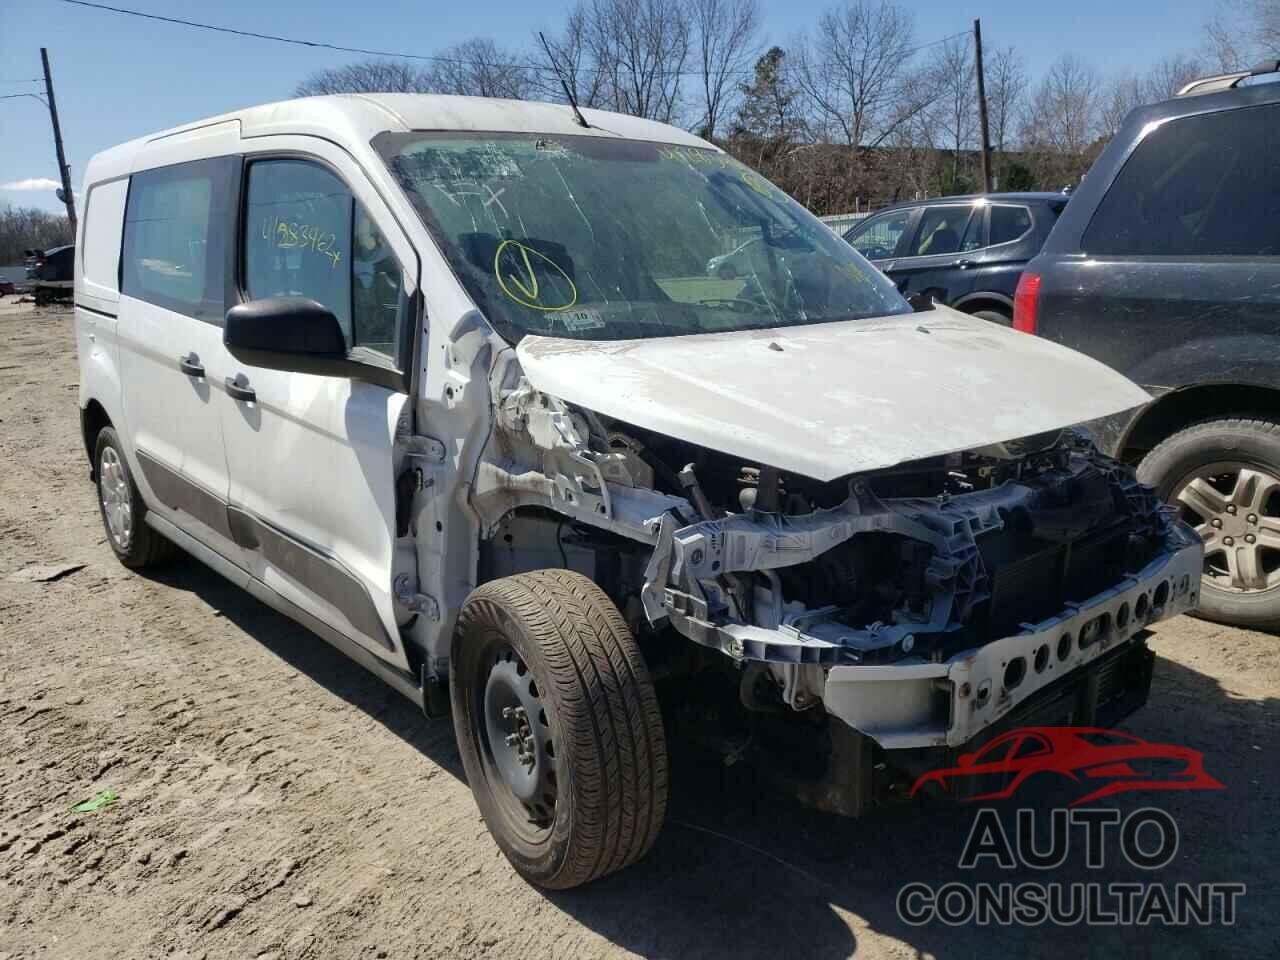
{"left": 1, "top": 301, "right": 1277, "bottom": 959}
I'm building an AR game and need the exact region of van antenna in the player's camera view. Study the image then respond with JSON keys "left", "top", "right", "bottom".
{"left": 538, "top": 31, "right": 590, "bottom": 129}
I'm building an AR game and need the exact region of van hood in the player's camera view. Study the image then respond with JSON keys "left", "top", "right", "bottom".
{"left": 515, "top": 306, "right": 1150, "bottom": 482}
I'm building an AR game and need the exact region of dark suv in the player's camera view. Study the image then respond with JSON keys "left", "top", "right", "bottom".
{"left": 843, "top": 192, "right": 1067, "bottom": 324}
{"left": 1016, "top": 61, "right": 1280, "bottom": 629}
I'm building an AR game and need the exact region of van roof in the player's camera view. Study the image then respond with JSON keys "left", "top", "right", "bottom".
{"left": 83, "top": 94, "right": 717, "bottom": 184}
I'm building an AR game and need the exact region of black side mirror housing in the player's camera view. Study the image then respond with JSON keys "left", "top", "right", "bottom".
{"left": 224, "top": 297, "right": 357, "bottom": 378}
{"left": 907, "top": 291, "right": 935, "bottom": 313}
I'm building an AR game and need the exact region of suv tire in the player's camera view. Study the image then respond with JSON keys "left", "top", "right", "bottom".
{"left": 972, "top": 308, "right": 1012, "bottom": 327}
{"left": 450, "top": 569, "right": 668, "bottom": 889}
{"left": 94, "top": 427, "right": 179, "bottom": 569}
{"left": 1137, "top": 417, "right": 1280, "bottom": 629}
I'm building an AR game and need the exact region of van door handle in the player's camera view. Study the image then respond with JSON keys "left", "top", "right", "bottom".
{"left": 225, "top": 376, "right": 256, "bottom": 403}
{"left": 955, "top": 259, "right": 974, "bottom": 269}
{"left": 178, "top": 353, "right": 205, "bottom": 378}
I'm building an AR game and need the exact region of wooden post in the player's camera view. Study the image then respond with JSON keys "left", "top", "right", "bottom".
{"left": 41, "top": 47, "right": 77, "bottom": 233}
{"left": 973, "top": 20, "right": 993, "bottom": 194}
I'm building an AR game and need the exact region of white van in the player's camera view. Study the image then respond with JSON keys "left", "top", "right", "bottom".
{"left": 75, "top": 95, "right": 1202, "bottom": 888}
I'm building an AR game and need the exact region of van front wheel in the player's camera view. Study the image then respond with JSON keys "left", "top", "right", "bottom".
{"left": 450, "top": 570, "right": 668, "bottom": 889}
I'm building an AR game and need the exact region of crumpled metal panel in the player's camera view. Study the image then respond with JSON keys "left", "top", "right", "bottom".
{"left": 516, "top": 305, "right": 1153, "bottom": 482}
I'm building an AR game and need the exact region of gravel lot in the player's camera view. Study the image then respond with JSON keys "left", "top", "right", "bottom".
{"left": 1, "top": 301, "right": 1277, "bottom": 959}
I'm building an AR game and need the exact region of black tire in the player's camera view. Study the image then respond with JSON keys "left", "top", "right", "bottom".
{"left": 94, "top": 427, "right": 178, "bottom": 569}
{"left": 1137, "top": 417, "right": 1280, "bottom": 629}
{"left": 450, "top": 569, "right": 668, "bottom": 889}
{"left": 972, "top": 308, "right": 1012, "bottom": 326}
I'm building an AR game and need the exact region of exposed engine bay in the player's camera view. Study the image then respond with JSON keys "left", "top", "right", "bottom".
{"left": 457, "top": 356, "right": 1203, "bottom": 812}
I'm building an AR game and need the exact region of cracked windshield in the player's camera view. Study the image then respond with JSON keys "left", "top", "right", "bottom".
{"left": 377, "top": 133, "right": 910, "bottom": 341}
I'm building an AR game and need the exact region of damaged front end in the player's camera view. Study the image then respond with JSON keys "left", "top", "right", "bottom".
{"left": 472, "top": 361, "right": 1201, "bottom": 817}
{"left": 646, "top": 431, "right": 1201, "bottom": 749}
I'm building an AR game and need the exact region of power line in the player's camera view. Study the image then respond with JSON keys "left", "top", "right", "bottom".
{"left": 55, "top": 0, "right": 452, "bottom": 63}
{"left": 54, "top": 0, "right": 968, "bottom": 83}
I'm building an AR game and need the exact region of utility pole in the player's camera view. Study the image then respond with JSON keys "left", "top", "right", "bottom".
{"left": 973, "top": 19, "right": 993, "bottom": 194}
{"left": 41, "top": 47, "right": 77, "bottom": 234}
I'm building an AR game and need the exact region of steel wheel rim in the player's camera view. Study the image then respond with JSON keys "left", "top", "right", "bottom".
{"left": 1172, "top": 460, "right": 1280, "bottom": 594}
{"left": 480, "top": 644, "right": 557, "bottom": 839}
{"left": 99, "top": 446, "right": 133, "bottom": 550}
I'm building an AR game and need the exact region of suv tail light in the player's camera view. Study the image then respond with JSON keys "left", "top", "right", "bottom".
{"left": 1013, "top": 272, "right": 1041, "bottom": 334}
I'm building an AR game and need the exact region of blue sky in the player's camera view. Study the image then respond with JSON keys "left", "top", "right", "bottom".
{"left": 2, "top": 0, "right": 1214, "bottom": 215}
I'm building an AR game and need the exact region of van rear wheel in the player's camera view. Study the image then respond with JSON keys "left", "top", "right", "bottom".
{"left": 94, "top": 427, "right": 178, "bottom": 569}
{"left": 450, "top": 569, "right": 668, "bottom": 889}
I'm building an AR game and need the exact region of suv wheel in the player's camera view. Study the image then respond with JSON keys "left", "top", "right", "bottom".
{"left": 451, "top": 569, "right": 668, "bottom": 888}
{"left": 972, "top": 309, "right": 1012, "bottom": 327}
{"left": 94, "top": 427, "right": 178, "bottom": 568}
{"left": 1138, "top": 417, "right": 1280, "bottom": 629}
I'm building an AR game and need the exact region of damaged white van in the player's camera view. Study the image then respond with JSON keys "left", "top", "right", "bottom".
{"left": 76, "top": 95, "right": 1202, "bottom": 889}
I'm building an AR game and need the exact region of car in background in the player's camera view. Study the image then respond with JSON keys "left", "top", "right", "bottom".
{"left": 0, "top": 278, "right": 16, "bottom": 297}
{"left": 33, "top": 244, "right": 74, "bottom": 305}
{"left": 843, "top": 192, "right": 1067, "bottom": 325}
{"left": 23, "top": 248, "right": 41, "bottom": 278}
{"left": 705, "top": 237, "right": 760, "bottom": 278}
{"left": 1015, "top": 60, "right": 1280, "bottom": 629}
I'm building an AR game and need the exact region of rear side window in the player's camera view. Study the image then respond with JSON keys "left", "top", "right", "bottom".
{"left": 243, "top": 159, "right": 405, "bottom": 362}
{"left": 989, "top": 205, "right": 1033, "bottom": 245}
{"left": 1083, "top": 103, "right": 1280, "bottom": 257}
{"left": 81, "top": 179, "right": 129, "bottom": 297}
{"left": 122, "top": 157, "right": 234, "bottom": 319}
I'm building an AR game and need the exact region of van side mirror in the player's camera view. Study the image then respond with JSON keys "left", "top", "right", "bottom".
{"left": 224, "top": 297, "right": 357, "bottom": 378}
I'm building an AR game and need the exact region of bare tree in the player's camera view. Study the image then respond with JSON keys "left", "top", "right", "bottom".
{"left": 885, "top": 93, "right": 943, "bottom": 201}
{"left": 296, "top": 41, "right": 533, "bottom": 101}
{"left": 690, "top": 0, "right": 760, "bottom": 139}
{"left": 295, "top": 59, "right": 431, "bottom": 96}
{"left": 986, "top": 46, "right": 1027, "bottom": 154}
{"left": 1019, "top": 54, "right": 1101, "bottom": 188}
{"left": 1099, "top": 72, "right": 1146, "bottom": 138}
{"left": 0, "top": 204, "right": 72, "bottom": 265}
{"left": 425, "top": 38, "right": 535, "bottom": 99}
{"left": 793, "top": 0, "right": 929, "bottom": 151}
{"left": 539, "top": 3, "right": 611, "bottom": 107}
{"left": 1203, "top": 0, "right": 1280, "bottom": 70}
{"left": 596, "top": 0, "right": 693, "bottom": 122}
{"left": 927, "top": 35, "right": 976, "bottom": 190}
{"left": 1100, "top": 54, "right": 1203, "bottom": 136}
{"left": 1146, "top": 53, "right": 1205, "bottom": 97}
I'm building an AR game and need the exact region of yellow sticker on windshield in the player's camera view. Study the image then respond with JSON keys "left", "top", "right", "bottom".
{"left": 494, "top": 240, "right": 577, "bottom": 312}
{"left": 740, "top": 171, "right": 774, "bottom": 199}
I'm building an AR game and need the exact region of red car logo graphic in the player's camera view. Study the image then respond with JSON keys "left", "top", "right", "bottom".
{"left": 911, "top": 727, "right": 1225, "bottom": 806}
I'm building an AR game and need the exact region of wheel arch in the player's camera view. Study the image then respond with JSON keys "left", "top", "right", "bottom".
{"left": 1120, "top": 383, "right": 1280, "bottom": 463}
{"left": 953, "top": 291, "right": 1013, "bottom": 317}
{"left": 81, "top": 398, "right": 113, "bottom": 480}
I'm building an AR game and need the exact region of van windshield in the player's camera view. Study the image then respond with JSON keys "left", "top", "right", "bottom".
{"left": 375, "top": 132, "right": 910, "bottom": 342}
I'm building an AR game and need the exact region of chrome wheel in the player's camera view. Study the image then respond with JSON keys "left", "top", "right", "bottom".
{"left": 1174, "top": 462, "right": 1280, "bottom": 593}
{"left": 482, "top": 646, "right": 557, "bottom": 834}
{"left": 98, "top": 446, "right": 133, "bottom": 550}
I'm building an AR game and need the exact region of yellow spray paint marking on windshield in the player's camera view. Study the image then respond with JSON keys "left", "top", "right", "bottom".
{"left": 740, "top": 171, "right": 775, "bottom": 199}
{"left": 494, "top": 239, "right": 577, "bottom": 311}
